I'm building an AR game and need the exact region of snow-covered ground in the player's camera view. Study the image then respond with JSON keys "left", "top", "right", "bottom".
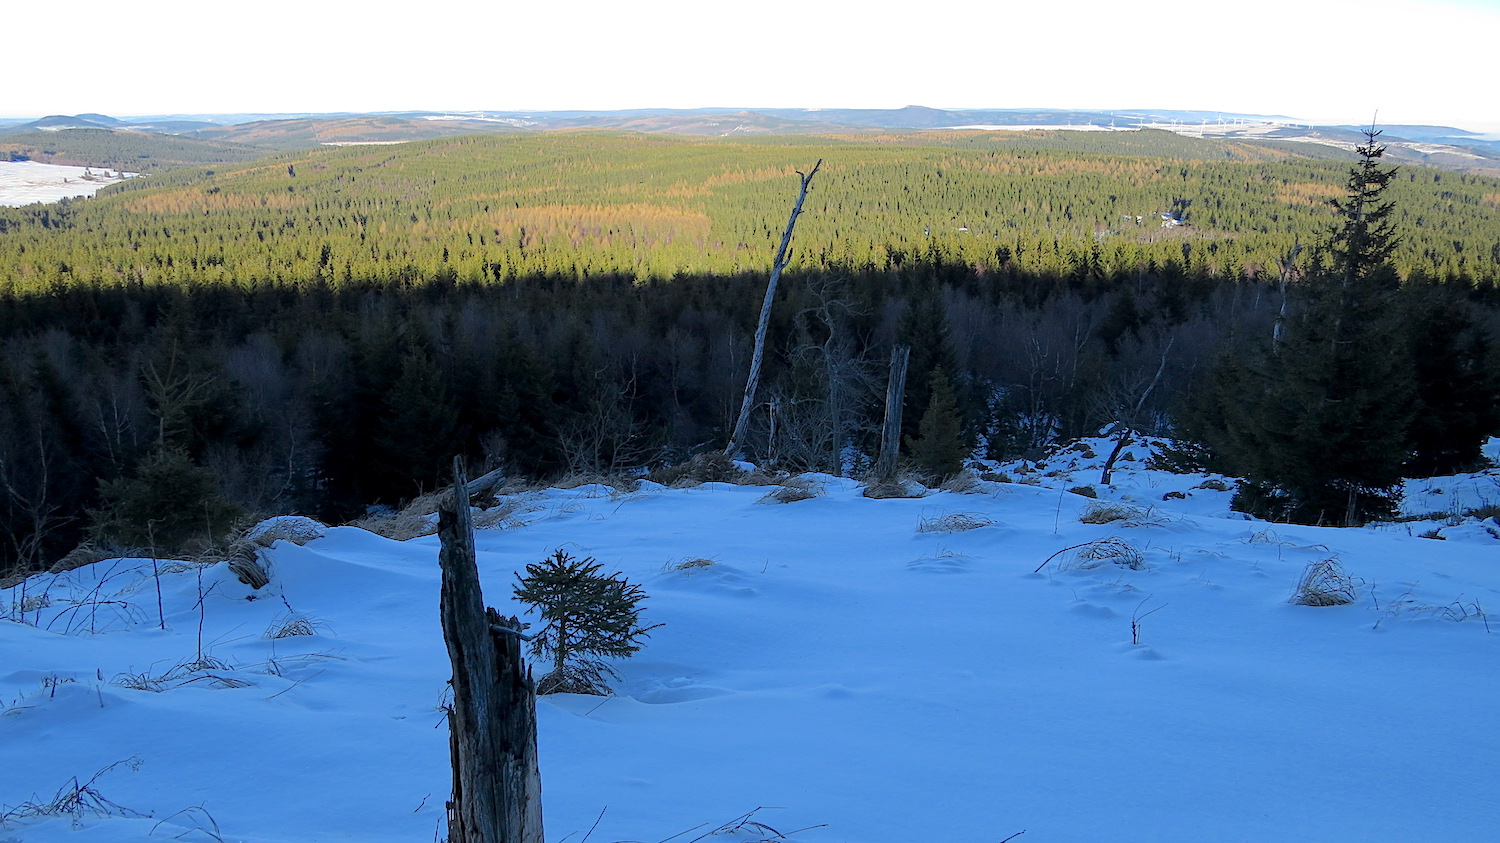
{"left": 0, "top": 161, "right": 135, "bottom": 207}
{"left": 3, "top": 439, "right": 1498, "bottom": 842}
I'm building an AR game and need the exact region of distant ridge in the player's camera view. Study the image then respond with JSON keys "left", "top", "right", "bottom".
{"left": 3, "top": 108, "right": 1497, "bottom": 174}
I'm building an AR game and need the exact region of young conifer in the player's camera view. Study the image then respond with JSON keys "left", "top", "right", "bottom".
{"left": 907, "top": 368, "right": 967, "bottom": 481}
{"left": 512, "top": 549, "right": 657, "bottom": 695}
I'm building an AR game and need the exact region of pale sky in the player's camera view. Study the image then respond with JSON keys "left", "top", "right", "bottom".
{"left": 8, "top": 0, "right": 1499, "bottom": 133}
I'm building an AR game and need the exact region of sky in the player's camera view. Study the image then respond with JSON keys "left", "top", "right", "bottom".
{"left": 8, "top": 0, "right": 1500, "bottom": 133}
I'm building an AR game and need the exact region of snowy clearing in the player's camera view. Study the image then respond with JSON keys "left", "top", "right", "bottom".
{"left": 0, "top": 161, "right": 135, "bottom": 207}
{"left": 3, "top": 439, "right": 1498, "bottom": 842}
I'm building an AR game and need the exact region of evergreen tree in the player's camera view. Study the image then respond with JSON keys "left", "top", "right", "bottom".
{"left": 1197, "top": 129, "right": 1416, "bottom": 525}
{"left": 896, "top": 294, "right": 957, "bottom": 446}
{"left": 512, "top": 549, "right": 657, "bottom": 695}
{"left": 906, "top": 368, "right": 967, "bottom": 481}
{"left": 1401, "top": 285, "right": 1500, "bottom": 476}
{"left": 372, "top": 348, "right": 459, "bottom": 501}
{"left": 89, "top": 444, "right": 243, "bottom": 554}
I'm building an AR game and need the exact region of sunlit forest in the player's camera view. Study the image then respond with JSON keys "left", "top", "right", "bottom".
{"left": 4, "top": 130, "right": 1499, "bottom": 290}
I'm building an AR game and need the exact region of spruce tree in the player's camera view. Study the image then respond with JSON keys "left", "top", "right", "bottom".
{"left": 512, "top": 549, "right": 657, "bottom": 695}
{"left": 907, "top": 368, "right": 967, "bottom": 481}
{"left": 89, "top": 445, "right": 243, "bottom": 554}
{"left": 1200, "top": 129, "right": 1416, "bottom": 525}
{"left": 1401, "top": 285, "right": 1500, "bottom": 476}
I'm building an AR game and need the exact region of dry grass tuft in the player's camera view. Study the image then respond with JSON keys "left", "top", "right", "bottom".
{"left": 1036, "top": 537, "right": 1146, "bottom": 572}
{"left": 1291, "top": 558, "right": 1358, "bottom": 606}
{"left": 757, "top": 477, "right": 823, "bottom": 504}
{"left": 1079, "top": 501, "right": 1140, "bottom": 524}
{"left": 917, "top": 512, "right": 996, "bottom": 533}
{"left": 551, "top": 474, "right": 638, "bottom": 495}
{"left": 938, "top": 470, "right": 984, "bottom": 494}
{"left": 50, "top": 542, "right": 116, "bottom": 575}
{"left": 731, "top": 468, "right": 788, "bottom": 487}
{"left": 0, "top": 757, "right": 146, "bottom": 824}
{"left": 862, "top": 479, "right": 928, "bottom": 499}
{"left": 225, "top": 547, "right": 270, "bottom": 589}
{"left": 1071, "top": 537, "right": 1146, "bottom": 570}
{"left": 472, "top": 498, "right": 529, "bottom": 530}
{"left": 244, "top": 516, "right": 325, "bottom": 547}
{"left": 352, "top": 489, "right": 447, "bottom": 540}
{"left": 647, "top": 453, "right": 744, "bottom": 487}
{"left": 1079, "top": 501, "right": 1168, "bottom": 527}
{"left": 665, "top": 557, "right": 717, "bottom": 573}
{"left": 265, "top": 612, "right": 327, "bottom": 639}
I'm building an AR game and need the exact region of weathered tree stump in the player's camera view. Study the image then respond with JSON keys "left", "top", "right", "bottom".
{"left": 438, "top": 458, "right": 543, "bottom": 843}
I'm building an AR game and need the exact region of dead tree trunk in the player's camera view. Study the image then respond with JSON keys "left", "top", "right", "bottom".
{"left": 439, "top": 458, "right": 543, "bottom": 843}
{"left": 724, "top": 159, "right": 823, "bottom": 457}
{"left": 873, "top": 345, "right": 911, "bottom": 482}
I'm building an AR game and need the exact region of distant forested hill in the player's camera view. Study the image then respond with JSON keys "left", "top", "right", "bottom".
{"left": 2, "top": 129, "right": 1498, "bottom": 294}
{"left": 0, "top": 128, "right": 270, "bottom": 171}
{"left": 183, "top": 116, "right": 529, "bottom": 150}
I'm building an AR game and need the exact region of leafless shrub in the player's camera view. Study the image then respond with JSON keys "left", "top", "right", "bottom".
{"left": 917, "top": 512, "right": 996, "bottom": 533}
{"left": 1291, "top": 558, "right": 1357, "bottom": 606}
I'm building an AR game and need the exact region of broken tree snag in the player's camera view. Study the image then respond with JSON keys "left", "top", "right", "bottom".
{"left": 438, "top": 457, "right": 543, "bottom": 843}
{"left": 724, "top": 159, "right": 824, "bottom": 457}
{"left": 463, "top": 466, "right": 508, "bottom": 504}
{"left": 873, "top": 344, "right": 911, "bottom": 483}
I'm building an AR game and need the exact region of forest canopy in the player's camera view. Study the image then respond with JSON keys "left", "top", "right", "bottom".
{"left": 2, "top": 130, "right": 1499, "bottom": 294}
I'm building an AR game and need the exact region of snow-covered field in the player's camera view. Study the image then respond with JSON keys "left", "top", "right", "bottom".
{"left": 0, "top": 161, "right": 134, "bottom": 207}
{"left": 3, "top": 439, "right": 1498, "bottom": 842}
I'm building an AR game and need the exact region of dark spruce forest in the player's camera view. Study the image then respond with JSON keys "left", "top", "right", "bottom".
{"left": 4, "top": 124, "right": 1500, "bottom": 573}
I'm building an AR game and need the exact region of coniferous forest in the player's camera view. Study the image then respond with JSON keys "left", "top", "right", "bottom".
{"left": 3, "top": 129, "right": 1499, "bottom": 573}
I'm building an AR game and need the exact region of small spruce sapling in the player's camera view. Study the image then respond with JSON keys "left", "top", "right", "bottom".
{"left": 512, "top": 549, "right": 658, "bottom": 695}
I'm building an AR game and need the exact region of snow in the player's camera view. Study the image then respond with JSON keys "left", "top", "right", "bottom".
{"left": 3, "top": 439, "right": 1498, "bottom": 841}
{"left": 0, "top": 162, "right": 135, "bottom": 207}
